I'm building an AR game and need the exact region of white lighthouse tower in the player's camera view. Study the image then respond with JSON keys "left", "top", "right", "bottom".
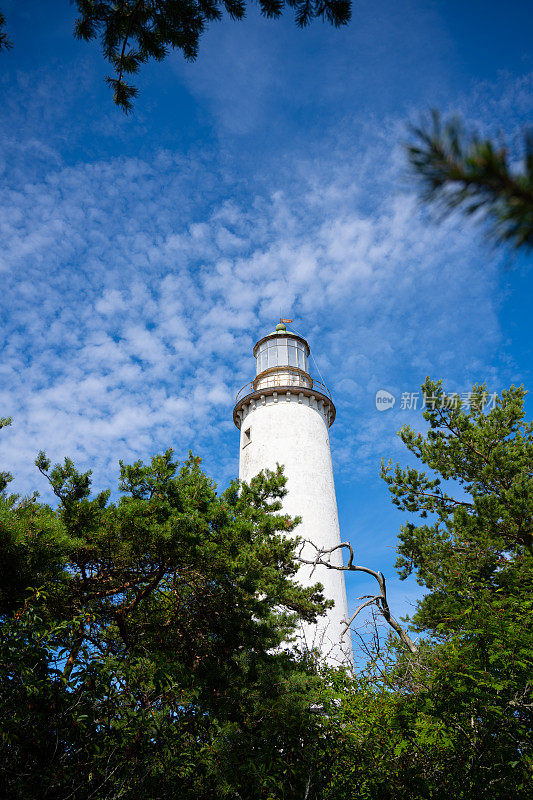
{"left": 233, "top": 322, "right": 352, "bottom": 666}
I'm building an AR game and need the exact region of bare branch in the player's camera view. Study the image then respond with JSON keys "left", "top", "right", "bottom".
{"left": 296, "top": 539, "right": 418, "bottom": 653}
{"left": 342, "top": 596, "right": 382, "bottom": 630}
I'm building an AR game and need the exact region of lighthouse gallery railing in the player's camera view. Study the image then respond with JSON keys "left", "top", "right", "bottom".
{"left": 235, "top": 375, "right": 333, "bottom": 405}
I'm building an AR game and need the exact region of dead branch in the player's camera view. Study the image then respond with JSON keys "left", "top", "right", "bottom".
{"left": 297, "top": 539, "right": 418, "bottom": 654}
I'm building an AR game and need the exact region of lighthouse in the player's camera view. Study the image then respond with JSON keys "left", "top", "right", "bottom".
{"left": 233, "top": 322, "right": 352, "bottom": 666}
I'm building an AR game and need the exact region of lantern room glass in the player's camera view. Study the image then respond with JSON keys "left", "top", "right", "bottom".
{"left": 256, "top": 336, "right": 309, "bottom": 375}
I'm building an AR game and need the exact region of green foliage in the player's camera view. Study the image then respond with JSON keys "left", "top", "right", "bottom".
{"left": 0, "top": 417, "right": 73, "bottom": 615}
{"left": 383, "top": 378, "right": 533, "bottom": 591}
{"left": 0, "top": 496, "right": 71, "bottom": 616}
{"left": 373, "top": 378, "right": 533, "bottom": 798}
{"left": 73, "top": 0, "right": 350, "bottom": 111}
{"left": 3, "top": 382, "right": 532, "bottom": 798}
{"left": 324, "top": 642, "right": 532, "bottom": 799}
{"left": 0, "top": 0, "right": 351, "bottom": 111}
{"left": 0, "top": 441, "right": 332, "bottom": 799}
{"left": 293, "top": 379, "right": 533, "bottom": 799}
{"left": 407, "top": 111, "right": 533, "bottom": 249}
{"left": 0, "top": 416, "right": 13, "bottom": 493}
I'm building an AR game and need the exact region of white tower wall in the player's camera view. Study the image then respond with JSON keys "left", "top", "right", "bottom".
{"left": 234, "top": 332, "right": 352, "bottom": 667}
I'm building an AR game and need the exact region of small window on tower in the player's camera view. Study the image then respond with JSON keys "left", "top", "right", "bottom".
{"left": 243, "top": 427, "right": 251, "bottom": 447}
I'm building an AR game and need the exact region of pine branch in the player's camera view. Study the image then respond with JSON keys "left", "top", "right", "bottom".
{"left": 407, "top": 111, "right": 533, "bottom": 250}
{"left": 72, "top": 0, "right": 352, "bottom": 111}
{"left": 0, "top": 11, "right": 12, "bottom": 51}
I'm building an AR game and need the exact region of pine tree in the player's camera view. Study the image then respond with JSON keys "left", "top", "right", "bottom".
{"left": 407, "top": 112, "right": 533, "bottom": 250}
{"left": 1, "top": 437, "right": 333, "bottom": 799}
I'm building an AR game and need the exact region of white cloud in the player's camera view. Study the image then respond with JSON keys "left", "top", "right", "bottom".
{"left": 2, "top": 62, "right": 531, "bottom": 507}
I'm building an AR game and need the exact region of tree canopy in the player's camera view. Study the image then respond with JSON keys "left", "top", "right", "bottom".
{"left": 304, "top": 379, "right": 533, "bottom": 799}
{"left": 369, "top": 378, "right": 533, "bottom": 798}
{"left": 0, "top": 0, "right": 351, "bottom": 111}
{"left": 0, "top": 432, "right": 335, "bottom": 799}
{"left": 1, "top": 380, "right": 532, "bottom": 798}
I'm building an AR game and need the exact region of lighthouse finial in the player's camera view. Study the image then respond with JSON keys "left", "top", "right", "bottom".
{"left": 277, "top": 315, "right": 292, "bottom": 332}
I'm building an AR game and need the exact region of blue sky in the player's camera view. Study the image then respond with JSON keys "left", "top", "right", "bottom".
{"left": 1, "top": 0, "right": 532, "bottom": 639}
